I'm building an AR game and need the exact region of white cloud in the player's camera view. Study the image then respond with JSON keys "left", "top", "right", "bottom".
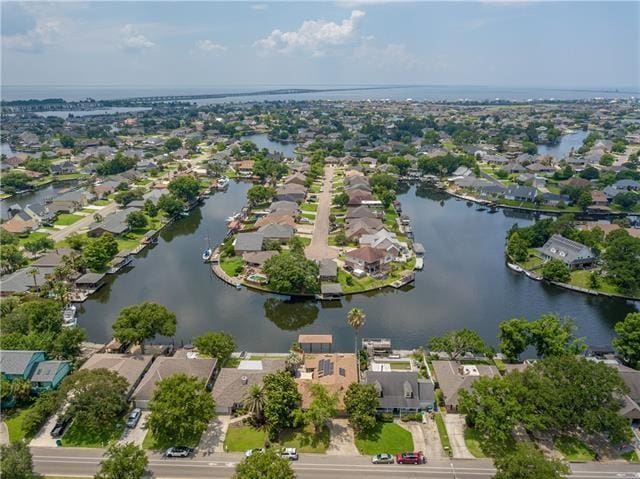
{"left": 2, "top": 18, "right": 62, "bottom": 53}
{"left": 196, "top": 39, "right": 227, "bottom": 52}
{"left": 119, "top": 24, "right": 155, "bottom": 52}
{"left": 352, "top": 42, "right": 420, "bottom": 70}
{"left": 254, "top": 10, "right": 365, "bottom": 55}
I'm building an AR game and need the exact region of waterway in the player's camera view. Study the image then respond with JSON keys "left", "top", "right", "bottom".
{"left": 76, "top": 181, "right": 639, "bottom": 353}
{"left": 244, "top": 134, "right": 298, "bottom": 158}
{"left": 0, "top": 182, "right": 78, "bottom": 220}
{"left": 538, "top": 130, "right": 588, "bottom": 159}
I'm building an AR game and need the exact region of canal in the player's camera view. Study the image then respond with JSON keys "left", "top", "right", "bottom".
{"left": 77, "top": 181, "right": 639, "bottom": 352}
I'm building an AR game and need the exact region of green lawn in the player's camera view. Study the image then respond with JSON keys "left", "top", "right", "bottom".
{"left": 434, "top": 413, "right": 452, "bottom": 456}
{"left": 388, "top": 362, "right": 411, "bottom": 370}
{"left": 224, "top": 425, "right": 268, "bottom": 452}
{"left": 569, "top": 269, "right": 620, "bottom": 295}
{"left": 54, "top": 214, "right": 83, "bottom": 226}
{"left": 93, "top": 199, "right": 110, "bottom": 206}
{"left": 300, "top": 203, "right": 318, "bottom": 212}
{"left": 464, "top": 428, "right": 487, "bottom": 458}
{"left": 220, "top": 256, "right": 244, "bottom": 277}
{"left": 519, "top": 250, "right": 544, "bottom": 270}
{"left": 622, "top": 450, "right": 639, "bottom": 462}
{"left": 61, "top": 421, "right": 124, "bottom": 448}
{"left": 554, "top": 436, "right": 596, "bottom": 462}
{"left": 301, "top": 212, "right": 316, "bottom": 220}
{"left": 223, "top": 357, "right": 241, "bottom": 368}
{"left": 18, "top": 231, "right": 50, "bottom": 246}
{"left": 279, "top": 425, "right": 330, "bottom": 453}
{"left": 5, "top": 408, "right": 30, "bottom": 443}
{"left": 354, "top": 422, "right": 414, "bottom": 455}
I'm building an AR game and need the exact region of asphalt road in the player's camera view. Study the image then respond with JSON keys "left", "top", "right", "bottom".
{"left": 31, "top": 447, "right": 640, "bottom": 479}
{"left": 49, "top": 202, "right": 118, "bottom": 242}
{"left": 305, "top": 165, "right": 338, "bottom": 261}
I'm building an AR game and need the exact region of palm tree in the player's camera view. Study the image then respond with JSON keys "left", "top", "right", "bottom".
{"left": 243, "top": 384, "right": 265, "bottom": 424}
{"left": 347, "top": 308, "right": 366, "bottom": 375}
{"left": 28, "top": 267, "right": 39, "bottom": 289}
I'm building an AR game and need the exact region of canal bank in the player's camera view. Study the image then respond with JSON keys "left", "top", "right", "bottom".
{"left": 75, "top": 181, "right": 639, "bottom": 353}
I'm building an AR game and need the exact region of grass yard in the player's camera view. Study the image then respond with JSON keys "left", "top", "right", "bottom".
{"left": 301, "top": 212, "right": 316, "bottom": 220}
{"left": 220, "top": 256, "right": 244, "bottom": 277}
{"left": 355, "top": 422, "right": 413, "bottom": 455}
{"left": 389, "top": 362, "right": 412, "bottom": 371}
{"left": 279, "top": 425, "right": 330, "bottom": 453}
{"left": 464, "top": 428, "right": 487, "bottom": 458}
{"left": 519, "top": 250, "right": 544, "bottom": 270}
{"left": 18, "top": 231, "right": 50, "bottom": 246}
{"left": 554, "top": 436, "right": 596, "bottom": 462}
{"left": 622, "top": 450, "right": 639, "bottom": 462}
{"left": 93, "top": 199, "right": 110, "bottom": 206}
{"left": 5, "top": 407, "right": 30, "bottom": 443}
{"left": 54, "top": 214, "right": 83, "bottom": 226}
{"left": 434, "top": 413, "right": 452, "bottom": 456}
{"left": 223, "top": 425, "right": 268, "bottom": 452}
{"left": 61, "top": 421, "right": 124, "bottom": 447}
{"left": 569, "top": 269, "right": 620, "bottom": 295}
{"left": 300, "top": 203, "right": 318, "bottom": 212}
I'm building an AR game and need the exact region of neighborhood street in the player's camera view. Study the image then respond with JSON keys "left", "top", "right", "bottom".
{"left": 48, "top": 201, "right": 118, "bottom": 242}
{"left": 305, "top": 165, "right": 338, "bottom": 261}
{"left": 30, "top": 447, "right": 640, "bottom": 479}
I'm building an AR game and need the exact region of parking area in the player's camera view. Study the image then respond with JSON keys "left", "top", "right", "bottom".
{"left": 118, "top": 411, "right": 150, "bottom": 446}
{"left": 443, "top": 414, "right": 474, "bottom": 459}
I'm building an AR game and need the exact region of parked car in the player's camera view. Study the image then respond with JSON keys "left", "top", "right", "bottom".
{"left": 372, "top": 453, "right": 394, "bottom": 464}
{"left": 245, "top": 448, "right": 265, "bottom": 457}
{"left": 164, "top": 446, "right": 194, "bottom": 458}
{"left": 280, "top": 448, "right": 299, "bottom": 460}
{"left": 126, "top": 408, "right": 142, "bottom": 428}
{"left": 50, "top": 417, "right": 72, "bottom": 438}
{"left": 395, "top": 451, "right": 425, "bottom": 464}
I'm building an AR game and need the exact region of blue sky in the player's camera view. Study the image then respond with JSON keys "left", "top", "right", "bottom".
{"left": 1, "top": 1, "right": 638, "bottom": 89}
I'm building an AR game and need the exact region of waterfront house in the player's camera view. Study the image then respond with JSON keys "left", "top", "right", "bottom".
{"left": 0, "top": 267, "right": 49, "bottom": 295}
{"left": 319, "top": 259, "right": 338, "bottom": 281}
{"left": 29, "top": 361, "right": 72, "bottom": 392}
{"left": 231, "top": 160, "right": 255, "bottom": 177}
{"left": 346, "top": 206, "right": 379, "bottom": 220}
{"left": 94, "top": 180, "right": 120, "bottom": 199}
{"left": 504, "top": 185, "right": 538, "bottom": 202}
{"left": 132, "top": 357, "right": 217, "bottom": 409}
{"left": 258, "top": 223, "right": 295, "bottom": 243}
{"left": 537, "top": 234, "right": 597, "bottom": 269}
{"left": 88, "top": 207, "right": 138, "bottom": 237}
{"left": 254, "top": 214, "right": 297, "bottom": 229}
{"left": 0, "top": 350, "right": 46, "bottom": 382}
{"left": 143, "top": 188, "right": 170, "bottom": 205}
{"left": 242, "top": 251, "right": 278, "bottom": 267}
{"left": 591, "top": 190, "right": 609, "bottom": 207}
{"left": 50, "top": 161, "right": 75, "bottom": 176}
{"left": 211, "top": 359, "right": 285, "bottom": 414}
{"left": 80, "top": 353, "right": 153, "bottom": 398}
{"left": 25, "top": 202, "right": 54, "bottom": 225}
{"left": 233, "top": 232, "right": 264, "bottom": 254}
{"left": 344, "top": 246, "right": 391, "bottom": 275}
{"left": 347, "top": 190, "right": 374, "bottom": 206}
{"left": 364, "top": 371, "right": 435, "bottom": 414}
{"left": 345, "top": 217, "right": 384, "bottom": 241}
{"left": 49, "top": 189, "right": 95, "bottom": 214}
{"left": 295, "top": 353, "right": 358, "bottom": 409}
{"left": 269, "top": 201, "right": 299, "bottom": 216}
{"left": 359, "top": 229, "right": 406, "bottom": 258}
{"left": 431, "top": 361, "right": 500, "bottom": 413}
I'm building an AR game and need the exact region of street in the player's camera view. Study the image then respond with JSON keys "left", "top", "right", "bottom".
{"left": 31, "top": 447, "right": 640, "bottom": 479}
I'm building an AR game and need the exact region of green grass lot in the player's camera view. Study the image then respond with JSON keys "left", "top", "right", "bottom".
{"left": 220, "top": 256, "right": 244, "bottom": 277}
{"left": 93, "top": 199, "right": 110, "bottom": 206}
{"left": 224, "top": 425, "right": 268, "bottom": 452}
{"left": 301, "top": 212, "right": 316, "bottom": 220}
{"left": 143, "top": 428, "right": 201, "bottom": 451}
{"left": 61, "top": 421, "right": 124, "bottom": 447}
{"left": 279, "top": 425, "right": 330, "bottom": 453}
{"left": 554, "top": 436, "right": 596, "bottom": 462}
{"left": 569, "top": 269, "right": 621, "bottom": 295}
{"left": 388, "top": 362, "right": 412, "bottom": 371}
{"left": 330, "top": 207, "right": 346, "bottom": 215}
{"left": 354, "top": 422, "right": 414, "bottom": 455}
{"left": 383, "top": 208, "right": 398, "bottom": 228}
{"left": 622, "top": 450, "right": 639, "bottom": 462}
{"left": 5, "top": 407, "right": 31, "bottom": 443}
{"left": 225, "top": 168, "right": 239, "bottom": 179}
{"left": 296, "top": 236, "right": 312, "bottom": 246}
{"left": 519, "top": 250, "right": 544, "bottom": 270}
{"left": 54, "top": 214, "right": 84, "bottom": 226}
{"left": 18, "top": 231, "right": 50, "bottom": 246}
{"left": 336, "top": 263, "right": 413, "bottom": 294}
{"left": 309, "top": 184, "right": 321, "bottom": 194}
{"left": 464, "top": 428, "right": 487, "bottom": 458}
{"left": 497, "top": 198, "right": 581, "bottom": 213}
{"left": 434, "top": 413, "right": 451, "bottom": 456}
{"left": 300, "top": 203, "right": 318, "bottom": 212}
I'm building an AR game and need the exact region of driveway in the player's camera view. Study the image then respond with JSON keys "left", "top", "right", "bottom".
{"left": 118, "top": 411, "right": 149, "bottom": 446}
{"left": 0, "top": 421, "right": 8, "bottom": 445}
{"left": 326, "top": 419, "right": 358, "bottom": 456}
{"left": 29, "top": 414, "right": 60, "bottom": 448}
{"left": 305, "top": 165, "right": 338, "bottom": 261}
{"left": 198, "top": 416, "right": 232, "bottom": 455}
{"left": 443, "top": 414, "right": 474, "bottom": 459}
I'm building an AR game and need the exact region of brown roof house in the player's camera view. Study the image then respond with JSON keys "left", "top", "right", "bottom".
{"left": 295, "top": 353, "right": 358, "bottom": 410}
{"left": 81, "top": 353, "right": 153, "bottom": 398}
{"left": 344, "top": 246, "right": 392, "bottom": 275}
{"left": 431, "top": 361, "right": 500, "bottom": 412}
{"left": 131, "top": 356, "right": 217, "bottom": 409}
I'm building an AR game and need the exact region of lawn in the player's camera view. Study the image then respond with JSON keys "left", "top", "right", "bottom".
{"left": 54, "top": 214, "right": 83, "bottom": 226}
{"left": 519, "top": 250, "right": 544, "bottom": 270}
{"left": 224, "top": 425, "right": 268, "bottom": 452}
{"left": 93, "top": 199, "right": 110, "bottom": 206}
{"left": 464, "top": 428, "right": 487, "bottom": 458}
{"left": 220, "top": 256, "right": 244, "bottom": 277}
{"left": 61, "top": 421, "right": 124, "bottom": 448}
{"left": 354, "top": 422, "right": 413, "bottom": 455}
{"left": 388, "top": 362, "right": 411, "bottom": 370}
{"left": 622, "top": 450, "right": 639, "bottom": 462}
{"left": 300, "top": 203, "right": 318, "bottom": 212}
{"left": 554, "top": 436, "right": 596, "bottom": 462}
{"left": 301, "top": 212, "right": 316, "bottom": 220}
{"left": 569, "top": 269, "right": 620, "bottom": 295}
{"left": 434, "top": 413, "right": 452, "bottom": 456}
{"left": 279, "top": 425, "right": 330, "bottom": 453}
{"left": 18, "top": 231, "right": 50, "bottom": 246}
{"left": 5, "top": 407, "right": 30, "bottom": 443}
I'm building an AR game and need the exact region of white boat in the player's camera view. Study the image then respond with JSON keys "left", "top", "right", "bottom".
{"left": 414, "top": 257, "right": 424, "bottom": 270}
{"left": 202, "top": 248, "right": 212, "bottom": 262}
{"left": 62, "top": 305, "right": 77, "bottom": 327}
{"left": 507, "top": 262, "right": 524, "bottom": 273}
{"left": 216, "top": 176, "right": 230, "bottom": 189}
{"left": 226, "top": 212, "right": 241, "bottom": 223}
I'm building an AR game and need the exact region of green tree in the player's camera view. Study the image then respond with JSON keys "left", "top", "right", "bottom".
{"left": 244, "top": 384, "right": 266, "bottom": 424}
{"left": 493, "top": 443, "right": 569, "bottom": 479}
{"left": 305, "top": 383, "right": 337, "bottom": 433}
{"left": 193, "top": 331, "right": 235, "bottom": 364}
{"left": 577, "top": 189, "right": 593, "bottom": 210}
{"left": 9, "top": 378, "right": 32, "bottom": 404}
{"left": 263, "top": 370, "right": 301, "bottom": 436}
{"left": 344, "top": 383, "right": 378, "bottom": 434}
{"left": 0, "top": 244, "right": 27, "bottom": 274}
{"left": 233, "top": 448, "right": 295, "bottom": 479}
{"left": 507, "top": 232, "right": 529, "bottom": 263}
{"left": 528, "top": 313, "right": 585, "bottom": 358}
{"left": 263, "top": 251, "right": 319, "bottom": 293}
{"left": 613, "top": 191, "right": 639, "bottom": 210}
{"left": 95, "top": 442, "right": 148, "bottom": 479}
{"left": 126, "top": 210, "right": 148, "bottom": 230}
{"left": 157, "top": 194, "right": 185, "bottom": 217}
{"left": 613, "top": 312, "right": 640, "bottom": 368}
{"left": 83, "top": 234, "right": 118, "bottom": 272}
{"left": 168, "top": 175, "right": 200, "bottom": 201}
{"left": 333, "top": 192, "right": 349, "bottom": 208}
{"left": 498, "top": 318, "right": 530, "bottom": 362}
{"left": 541, "top": 259, "right": 570, "bottom": 283}
{"left": 143, "top": 199, "right": 158, "bottom": 217}
{"left": 23, "top": 236, "right": 54, "bottom": 255}
{"left": 602, "top": 229, "right": 640, "bottom": 294}
{"left": 346, "top": 308, "right": 366, "bottom": 367}
{"left": 112, "top": 302, "right": 176, "bottom": 353}
{"left": 428, "top": 328, "right": 487, "bottom": 360}
{"left": 164, "top": 137, "right": 182, "bottom": 151}
{"left": 67, "top": 233, "right": 86, "bottom": 251}
{"left": 147, "top": 374, "right": 215, "bottom": 446}
{"left": 1, "top": 299, "right": 62, "bottom": 335}
{"left": 0, "top": 442, "right": 36, "bottom": 479}
{"left": 246, "top": 185, "right": 276, "bottom": 206}
{"left": 59, "top": 369, "right": 128, "bottom": 429}
{"left": 599, "top": 152, "right": 615, "bottom": 166}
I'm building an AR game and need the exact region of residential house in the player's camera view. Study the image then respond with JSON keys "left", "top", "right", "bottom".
{"left": 319, "top": 259, "right": 338, "bottom": 281}
{"left": 365, "top": 371, "right": 435, "bottom": 414}
{"left": 431, "top": 361, "right": 500, "bottom": 412}
{"left": 283, "top": 173, "right": 307, "bottom": 187}
{"left": 29, "top": 361, "right": 72, "bottom": 392}
{"left": 345, "top": 217, "right": 384, "bottom": 241}
{"left": 537, "top": 234, "right": 597, "bottom": 269}
{"left": 346, "top": 206, "right": 379, "bottom": 220}
{"left": 49, "top": 189, "right": 95, "bottom": 214}
{"left": 233, "top": 232, "right": 264, "bottom": 254}
{"left": 504, "top": 185, "right": 538, "bottom": 202}
{"left": 295, "top": 353, "right": 358, "bottom": 409}
{"left": 94, "top": 180, "right": 120, "bottom": 199}
{"left": 344, "top": 246, "right": 392, "bottom": 275}
{"left": 1, "top": 211, "right": 35, "bottom": 234}
{"left": 50, "top": 161, "right": 75, "bottom": 176}
{"left": 359, "top": 229, "right": 406, "bottom": 258}
{"left": 88, "top": 207, "right": 139, "bottom": 237}
{"left": 258, "top": 223, "right": 295, "bottom": 243}
{"left": 242, "top": 251, "right": 278, "bottom": 267}
{"left": 0, "top": 350, "right": 70, "bottom": 398}
{"left": 347, "top": 190, "right": 374, "bottom": 206}
{"left": 269, "top": 201, "right": 299, "bottom": 216}
{"left": 275, "top": 184, "right": 306, "bottom": 203}
{"left": 254, "top": 214, "right": 297, "bottom": 229}
{"left": 80, "top": 353, "right": 154, "bottom": 398}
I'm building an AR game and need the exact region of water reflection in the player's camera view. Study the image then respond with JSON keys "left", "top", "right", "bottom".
{"left": 264, "top": 297, "right": 319, "bottom": 331}
{"left": 161, "top": 207, "right": 203, "bottom": 242}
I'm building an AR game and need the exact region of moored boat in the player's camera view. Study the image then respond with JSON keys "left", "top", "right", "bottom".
{"left": 202, "top": 248, "right": 212, "bottom": 262}
{"left": 507, "top": 262, "right": 524, "bottom": 273}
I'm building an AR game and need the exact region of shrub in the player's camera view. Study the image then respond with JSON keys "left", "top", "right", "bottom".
{"left": 22, "top": 391, "right": 61, "bottom": 439}
{"left": 377, "top": 412, "right": 394, "bottom": 423}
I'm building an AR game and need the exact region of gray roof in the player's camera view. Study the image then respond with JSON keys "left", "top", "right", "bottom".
{"left": 536, "top": 234, "right": 596, "bottom": 266}
{"left": 0, "top": 350, "right": 44, "bottom": 375}
{"left": 365, "top": 371, "right": 435, "bottom": 410}
{"left": 505, "top": 185, "right": 538, "bottom": 200}
{"left": 29, "top": 360, "right": 69, "bottom": 382}
{"left": 211, "top": 359, "right": 285, "bottom": 409}
{"left": 234, "top": 232, "right": 264, "bottom": 252}
{"left": 81, "top": 353, "right": 153, "bottom": 393}
{"left": 320, "top": 283, "right": 342, "bottom": 295}
{"left": 269, "top": 201, "right": 299, "bottom": 213}
{"left": 432, "top": 361, "right": 500, "bottom": 409}
{"left": 75, "top": 272, "right": 106, "bottom": 285}
{"left": 258, "top": 223, "right": 294, "bottom": 240}
{"left": 89, "top": 207, "right": 139, "bottom": 235}
{"left": 0, "top": 267, "right": 51, "bottom": 294}
{"left": 32, "top": 249, "right": 73, "bottom": 268}
{"left": 319, "top": 259, "right": 338, "bottom": 277}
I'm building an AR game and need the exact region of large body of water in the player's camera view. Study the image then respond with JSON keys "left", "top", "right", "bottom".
{"left": 538, "top": 130, "right": 588, "bottom": 159}
{"left": 3, "top": 84, "right": 637, "bottom": 103}
{"left": 76, "top": 180, "right": 638, "bottom": 352}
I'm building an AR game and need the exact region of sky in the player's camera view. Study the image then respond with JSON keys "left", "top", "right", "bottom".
{"left": 1, "top": 1, "right": 639, "bottom": 89}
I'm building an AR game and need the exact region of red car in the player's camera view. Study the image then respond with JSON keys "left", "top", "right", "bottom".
{"left": 395, "top": 451, "right": 426, "bottom": 464}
